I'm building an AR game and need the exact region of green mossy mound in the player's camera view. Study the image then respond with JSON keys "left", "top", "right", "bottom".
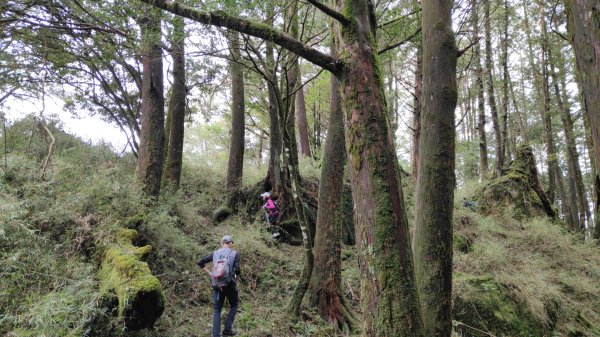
{"left": 475, "top": 145, "right": 556, "bottom": 220}
{"left": 454, "top": 275, "right": 549, "bottom": 337}
{"left": 98, "top": 228, "right": 165, "bottom": 331}
{"left": 212, "top": 204, "right": 233, "bottom": 223}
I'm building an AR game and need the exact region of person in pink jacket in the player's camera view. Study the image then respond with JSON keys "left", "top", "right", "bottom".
{"left": 260, "top": 192, "right": 279, "bottom": 224}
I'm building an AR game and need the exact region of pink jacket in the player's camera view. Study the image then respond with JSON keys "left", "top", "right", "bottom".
{"left": 263, "top": 199, "right": 276, "bottom": 214}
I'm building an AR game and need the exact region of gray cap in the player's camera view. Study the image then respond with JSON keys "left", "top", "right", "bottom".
{"left": 260, "top": 192, "right": 270, "bottom": 198}
{"left": 221, "top": 235, "right": 234, "bottom": 243}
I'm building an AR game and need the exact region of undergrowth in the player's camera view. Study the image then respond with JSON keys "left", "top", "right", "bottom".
{"left": 2, "top": 118, "right": 599, "bottom": 337}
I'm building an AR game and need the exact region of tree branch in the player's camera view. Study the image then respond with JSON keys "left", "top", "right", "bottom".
{"left": 304, "top": 0, "right": 350, "bottom": 26}
{"left": 457, "top": 38, "right": 479, "bottom": 57}
{"left": 139, "top": 0, "right": 344, "bottom": 75}
{"left": 378, "top": 27, "right": 421, "bottom": 55}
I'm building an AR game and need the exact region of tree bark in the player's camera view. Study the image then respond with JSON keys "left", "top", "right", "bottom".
{"left": 335, "top": 0, "right": 424, "bottom": 334}
{"left": 163, "top": 15, "right": 186, "bottom": 189}
{"left": 308, "top": 74, "right": 353, "bottom": 331}
{"left": 549, "top": 48, "right": 582, "bottom": 230}
{"left": 559, "top": 59, "right": 590, "bottom": 229}
{"left": 412, "top": 44, "right": 422, "bottom": 179}
{"left": 296, "top": 67, "right": 312, "bottom": 158}
{"left": 500, "top": 0, "right": 510, "bottom": 165}
{"left": 136, "top": 6, "right": 165, "bottom": 197}
{"left": 484, "top": 0, "right": 503, "bottom": 176}
{"left": 413, "top": 0, "right": 457, "bottom": 336}
{"left": 226, "top": 30, "right": 245, "bottom": 208}
{"left": 472, "top": 0, "right": 488, "bottom": 179}
{"left": 564, "top": 0, "right": 600, "bottom": 238}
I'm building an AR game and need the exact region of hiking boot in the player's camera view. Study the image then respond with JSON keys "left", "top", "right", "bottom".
{"left": 222, "top": 330, "right": 237, "bottom": 336}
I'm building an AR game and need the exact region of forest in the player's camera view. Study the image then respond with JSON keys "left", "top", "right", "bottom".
{"left": 1, "top": 0, "right": 599, "bottom": 336}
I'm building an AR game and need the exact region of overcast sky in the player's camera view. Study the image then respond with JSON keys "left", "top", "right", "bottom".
{"left": 5, "top": 96, "right": 130, "bottom": 151}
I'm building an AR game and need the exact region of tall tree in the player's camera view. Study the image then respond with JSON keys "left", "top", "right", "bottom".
{"left": 563, "top": 0, "right": 600, "bottom": 238}
{"left": 225, "top": 30, "right": 245, "bottom": 208}
{"left": 539, "top": 2, "right": 567, "bottom": 215}
{"left": 163, "top": 15, "right": 186, "bottom": 189}
{"left": 412, "top": 44, "right": 422, "bottom": 179}
{"left": 471, "top": 0, "right": 488, "bottom": 179}
{"left": 307, "top": 74, "right": 353, "bottom": 330}
{"left": 484, "top": 0, "right": 503, "bottom": 175}
{"left": 295, "top": 67, "right": 312, "bottom": 158}
{"left": 136, "top": 5, "right": 165, "bottom": 196}
{"left": 412, "top": 0, "right": 457, "bottom": 335}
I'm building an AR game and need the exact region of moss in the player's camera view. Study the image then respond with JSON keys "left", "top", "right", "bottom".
{"left": 454, "top": 275, "right": 548, "bottom": 337}
{"left": 98, "top": 228, "right": 165, "bottom": 331}
{"left": 212, "top": 204, "right": 232, "bottom": 223}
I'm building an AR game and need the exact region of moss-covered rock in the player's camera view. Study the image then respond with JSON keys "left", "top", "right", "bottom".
{"left": 98, "top": 228, "right": 165, "bottom": 331}
{"left": 454, "top": 274, "right": 549, "bottom": 337}
{"left": 475, "top": 145, "right": 556, "bottom": 221}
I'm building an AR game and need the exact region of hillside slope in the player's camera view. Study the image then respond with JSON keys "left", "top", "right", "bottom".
{"left": 1, "top": 123, "right": 598, "bottom": 337}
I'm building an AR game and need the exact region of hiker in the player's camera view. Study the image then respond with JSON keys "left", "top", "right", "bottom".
{"left": 197, "top": 235, "right": 240, "bottom": 337}
{"left": 260, "top": 192, "right": 279, "bottom": 224}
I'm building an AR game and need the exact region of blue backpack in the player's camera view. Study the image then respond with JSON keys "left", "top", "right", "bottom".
{"left": 210, "top": 248, "right": 236, "bottom": 289}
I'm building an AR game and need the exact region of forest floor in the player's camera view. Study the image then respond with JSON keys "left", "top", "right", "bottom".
{"left": 1, "top": 126, "right": 599, "bottom": 337}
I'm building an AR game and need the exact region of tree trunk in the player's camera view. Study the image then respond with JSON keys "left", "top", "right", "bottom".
{"left": 559, "top": 59, "right": 590, "bottom": 229}
{"left": 539, "top": 3, "right": 565, "bottom": 212}
{"left": 263, "top": 4, "right": 283, "bottom": 197}
{"left": 484, "top": 0, "right": 503, "bottom": 176}
{"left": 549, "top": 48, "right": 582, "bottom": 230}
{"left": 285, "top": 0, "right": 314, "bottom": 315}
{"left": 226, "top": 30, "right": 245, "bottom": 209}
{"left": 163, "top": 15, "right": 186, "bottom": 189}
{"left": 564, "top": 0, "right": 600, "bottom": 238}
{"left": 500, "top": 0, "right": 510, "bottom": 167}
{"left": 296, "top": 67, "right": 312, "bottom": 158}
{"left": 308, "top": 74, "right": 354, "bottom": 331}
{"left": 336, "top": 0, "right": 424, "bottom": 335}
{"left": 136, "top": 6, "right": 165, "bottom": 197}
{"left": 472, "top": 0, "right": 488, "bottom": 179}
{"left": 413, "top": 0, "right": 457, "bottom": 336}
{"left": 412, "top": 44, "right": 422, "bottom": 179}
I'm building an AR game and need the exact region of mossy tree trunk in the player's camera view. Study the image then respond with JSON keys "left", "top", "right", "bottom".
{"left": 163, "top": 15, "right": 186, "bottom": 189}
{"left": 226, "top": 30, "right": 245, "bottom": 210}
{"left": 308, "top": 74, "right": 354, "bottom": 331}
{"left": 335, "top": 0, "right": 424, "bottom": 335}
{"left": 563, "top": 0, "right": 600, "bottom": 239}
{"left": 136, "top": 5, "right": 165, "bottom": 197}
{"left": 412, "top": 0, "right": 457, "bottom": 336}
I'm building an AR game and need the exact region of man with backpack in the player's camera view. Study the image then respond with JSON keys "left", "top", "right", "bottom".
{"left": 260, "top": 192, "right": 279, "bottom": 224}
{"left": 197, "top": 235, "right": 240, "bottom": 337}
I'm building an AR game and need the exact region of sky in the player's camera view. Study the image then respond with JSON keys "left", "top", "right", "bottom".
{"left": 4, "top": 96, "right": 130, "bottom": 151}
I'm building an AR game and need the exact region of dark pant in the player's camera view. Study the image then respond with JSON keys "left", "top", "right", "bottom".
{"left": 212, "top": 284, "right": 238, "bottom": 337}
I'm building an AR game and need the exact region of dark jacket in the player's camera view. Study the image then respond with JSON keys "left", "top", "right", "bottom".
{"left": 197, "top": 248, "right": 241, "bottom": 281}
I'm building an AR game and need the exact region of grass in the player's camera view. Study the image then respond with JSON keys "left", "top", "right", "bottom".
{"left": 2, "top": 119, "right": 600, "bottom": 337}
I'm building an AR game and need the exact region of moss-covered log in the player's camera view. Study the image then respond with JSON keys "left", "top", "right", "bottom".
{"left": 98, "top": 228, "right": 165, "bottom": 330}
{"left": 475, "top": 145, "right": 557, "bottom": 220}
